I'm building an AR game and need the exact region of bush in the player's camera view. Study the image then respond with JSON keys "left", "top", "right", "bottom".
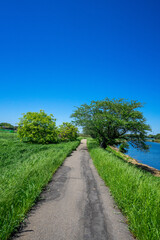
{"left": 58, "top": 122, "right": 78, "bottom": 141}
{"left": 17, "top": 110, "right": 58, "bottom": 144}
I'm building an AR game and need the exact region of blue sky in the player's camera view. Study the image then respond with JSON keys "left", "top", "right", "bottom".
{"left": 0, "top": 0, "right": 160, "bottom": 134}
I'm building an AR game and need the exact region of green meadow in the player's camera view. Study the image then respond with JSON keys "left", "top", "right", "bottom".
{"left": 0, "top": 132, "right": 80, "bottom": 240}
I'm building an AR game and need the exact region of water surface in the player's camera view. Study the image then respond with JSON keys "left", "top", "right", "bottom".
{"left": 127, "top": 141, "right": 160, "bottom": 170}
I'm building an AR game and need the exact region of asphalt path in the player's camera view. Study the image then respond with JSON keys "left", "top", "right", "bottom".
{"left": 13, "top": 139, "right": 134, "bottom": 240}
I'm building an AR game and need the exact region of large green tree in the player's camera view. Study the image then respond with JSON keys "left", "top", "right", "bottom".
{"left": 71, "top": 98, "right": 151, "bottom": 150}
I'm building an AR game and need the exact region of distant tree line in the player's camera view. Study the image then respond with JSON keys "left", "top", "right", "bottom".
{"left": 148, "top": 133, "right": 160, "bottom": 140}
{"left": 0, "top": 123, "right": 18, "bottom": 130}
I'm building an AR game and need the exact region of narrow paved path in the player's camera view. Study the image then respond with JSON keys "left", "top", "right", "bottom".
{"left": 13, "top": 140, "right": 134, "bottom": 240}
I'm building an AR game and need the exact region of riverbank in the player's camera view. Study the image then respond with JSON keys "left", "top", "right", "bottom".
{"left": 108, "top": 145, "right": 160, "bottom": 177}
{"left": 147, "top": 139, "right": 160, "bottom": 143}
{"left": 87, "top": 138, "right": 160, "bottom": 240}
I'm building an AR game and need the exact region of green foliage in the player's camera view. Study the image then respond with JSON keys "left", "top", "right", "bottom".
{"left": 58, "top": 122, "right": 79, "bottom": 141}
{"left": 148, "top": 133, "right": 160, "bottom": 140}
{"left": 119, "top": 142, "right": 129, "bottom": 153}
{"left": 0, "top": 132, "right": 80, "bottom": 240}
{"left": 148, "top": 134, "right": 155, "bottom": 138}
{"left": 87, "top": 138, "right": 160, "bottom": 240}
{"left": 17, "top": 110, "right": 58, "bottom": 144}
{"left": 155, "top": 133, "right": 160, "bottom": 140}
{"left": 148, "top": 133, "right": 160, "bottom": 143}
{"left": 71, "top": 98, "right": 151, "bottom": 150}
{"left": 0, "top": 122, "right": 14, "bottom": 129}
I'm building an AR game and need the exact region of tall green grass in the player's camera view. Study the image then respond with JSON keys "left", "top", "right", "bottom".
{"left": 87, "top": 138, "right": 160, "bottom": 240}
{"left": 0, "top": 132, "right": 80, "bottom": 240}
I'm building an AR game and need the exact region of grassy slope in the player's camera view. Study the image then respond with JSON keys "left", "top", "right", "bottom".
{"left": 0, "top": 132, "right": 80, "bottom": 240}
{"left": 87, "top": 138, "right": 160, "bottom": 240}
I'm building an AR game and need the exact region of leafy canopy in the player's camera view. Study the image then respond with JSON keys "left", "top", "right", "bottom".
{"left": 18, "top": 110, "right": 58, "bottom": 144}
{"left": 71, "top": 98, "right": 151, "bottom": 150}
{"left": 58, "top": 122, "right": 78, "bottom": 141}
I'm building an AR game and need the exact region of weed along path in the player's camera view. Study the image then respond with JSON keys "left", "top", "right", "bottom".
{"left": 13, "top": 139, "right": 134, "bottom": 240}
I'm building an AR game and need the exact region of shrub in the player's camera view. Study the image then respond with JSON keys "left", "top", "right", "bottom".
{"left": 58, "top": 122, "right": 78, "bottom": 141}
{"left": 17, "top": 110, "right": 58, "bottom": 144}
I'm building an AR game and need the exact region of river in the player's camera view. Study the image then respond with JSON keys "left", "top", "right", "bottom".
{"left": 127, "top": 141, "right": 160, "bottom": 170}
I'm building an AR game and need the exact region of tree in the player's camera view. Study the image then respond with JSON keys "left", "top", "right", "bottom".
{"left": 71, "top": 98, "right": 151, "bottom": 151}
{"left": 0, "top": 122, "right": 15, "bottom": 130}
{"left": 148, "top": 134, "right": 154, "bottom": 138}
{"left": 58, "top": 122, "right": 78, "bottom": 141}
{"left": 155, "top": 134, "right": 160, "bottom": 140}
{"left": 18, "top": 110, "right": 58, "bottom": 144}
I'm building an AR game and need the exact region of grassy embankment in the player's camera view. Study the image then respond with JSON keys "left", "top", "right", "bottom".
{"left": 0, "top": 132, "right": 80, "bottom": 240}
{"left": 87, "top": 138, "right": 160, "bottom": 240}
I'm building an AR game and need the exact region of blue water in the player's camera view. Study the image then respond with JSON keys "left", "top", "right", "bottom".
{"left": 127, "top": 142, "right": 160, "bottom": 170}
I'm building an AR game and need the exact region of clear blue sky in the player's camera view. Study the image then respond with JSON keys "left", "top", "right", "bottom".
{"left": 0, "top": 0, "right": 160, "bottom": 134}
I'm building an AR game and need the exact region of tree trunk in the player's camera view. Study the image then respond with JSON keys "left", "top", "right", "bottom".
{"left": 100, "top": 140, "right": 107, "bottom": 149}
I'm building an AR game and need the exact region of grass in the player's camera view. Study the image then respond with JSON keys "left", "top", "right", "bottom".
{"left": 87, "top": 138, "right": 160, "bottom": 240}
{"left": 0, "top": 132, "right": 80, "bottom": 240}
